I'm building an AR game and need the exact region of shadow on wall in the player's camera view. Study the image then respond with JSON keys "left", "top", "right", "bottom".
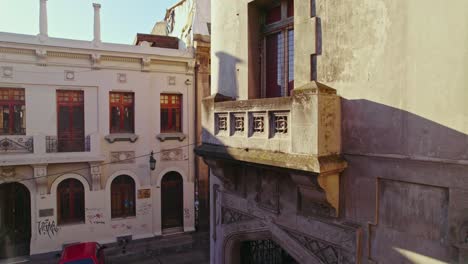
{"left": 341, "top": 98, "right": 468, "bottom": 160}
{"left": 215, "top": 52, "right": 242, "bottom": 99}
{"left": 341, "top": 98, "right": 468, "bottom": 263}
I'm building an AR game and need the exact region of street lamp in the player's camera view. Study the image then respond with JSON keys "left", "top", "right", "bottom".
{"left": 149, "top": 151, "right": 156, "bottom": 171}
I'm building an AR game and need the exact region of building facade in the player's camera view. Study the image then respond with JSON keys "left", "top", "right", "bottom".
{"left": 0, "top": 2, "right": 197, "bottom": 259}
{"left": 198, "top": 0, "right": 468, "bottom": 263}
{"left": 140, "top": 0, "right": 212, "bottom": 231}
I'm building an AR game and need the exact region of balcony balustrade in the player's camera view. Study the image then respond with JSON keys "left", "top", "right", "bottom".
{"left": 196, "top": 83, "right": 347, "bottom": 216}
{"left": 200, "top": 84, "right": 343, "bottom": 165}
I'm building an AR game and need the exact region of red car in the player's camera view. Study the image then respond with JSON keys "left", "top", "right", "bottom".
{"left": 58, "top": 242, "right": 106, "bottom": 264}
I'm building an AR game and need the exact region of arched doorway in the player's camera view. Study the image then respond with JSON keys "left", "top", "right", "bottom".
{"left": 0, "top": 182, "right": 31, "bottom": 259}
{"left": 161, "top": 172, "right": 183, "bottom": 232}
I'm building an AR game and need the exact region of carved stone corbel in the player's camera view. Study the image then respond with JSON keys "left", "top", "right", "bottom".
{"left": 186, "top": 60, "right": 196, "bottom": 74}
{"left": 91, "top": 53, "right": 101, "bottom": 69}
{"left": 142, "top": 57, "right": 151, "bottom": 72}
{"left": 291, "top": 171, "right": 339, "bottom": 217}
{"left": 36, "top": 49, "right": 47, "bottom": 66}
{"left": 0, "top": 166, "right": 16, "bottom": 184}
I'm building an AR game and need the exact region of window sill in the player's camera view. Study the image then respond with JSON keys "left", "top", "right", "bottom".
{"left": 156, "top": 133, "right": 186, "bottom": 142}
{"left": 58, "top": 221, "right": 86, "bottom": 227}
{"left": 105, "top": 133, "right": 139, "bottom": 143}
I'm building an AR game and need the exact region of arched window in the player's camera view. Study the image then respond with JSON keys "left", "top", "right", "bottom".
{"left": 111, "top": 175, "right": 136, "bottom": 218}
{"left": 57, "top": 178, "right": 85, "bottom": 225}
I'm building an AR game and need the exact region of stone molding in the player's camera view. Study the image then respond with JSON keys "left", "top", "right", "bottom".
{"left": 104, "top": 133, "right": 139, "bottom": 143}
{"left": 156, "top": 133, "right": 187, "bottom": 142}
{"left": 221, "top": 207, "right": 256, "bottom": 225}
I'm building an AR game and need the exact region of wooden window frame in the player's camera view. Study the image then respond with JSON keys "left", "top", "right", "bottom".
{"left": 261, "top": 0, "right": 294, "bottom": 98}
{"left": 57, "top": 179, "right": 85, "bottom": 225}
{"left": 0, "top": 88, "right": 26, "bottom": 135}
{"left": 160, "top": 94, "right": 182, "bottom": 133}
{"left": 111, "top": 175, "right": 136, "bottom": 219}
{"left": 109, "top": 92, "right": 135, "bottom": 134}
{"left": 56, "top": 90, "right": 85, "bottom": 152}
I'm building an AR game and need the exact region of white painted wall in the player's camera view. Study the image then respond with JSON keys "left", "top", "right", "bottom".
{"left": 0, "top": 32, "right": 196, "bottom": 255}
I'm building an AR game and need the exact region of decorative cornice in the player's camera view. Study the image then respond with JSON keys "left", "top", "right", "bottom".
{"left": 47, "top": 51, "right": 90, "bottom": 60}
{"left": 101, "top": 55, "right": 141, "bottom": 63}
{"left": 0, "top": 47, "right": 35, "bottom": 55}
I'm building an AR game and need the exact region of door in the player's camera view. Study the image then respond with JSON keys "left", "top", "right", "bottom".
{"left": 57, "top": 90, "right": 84, "bottom": 152}
{"left": 161, "top": 172, "right": 183, "bottom": 230}
{"left": 0, "top": 183, "right": 31, "bottom": 259}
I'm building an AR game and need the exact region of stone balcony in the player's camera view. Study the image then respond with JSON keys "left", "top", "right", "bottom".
{"left": 0, "top": 133, "right": 103, "bottom": 166}
{"left": 196, "top": 82, "right": 347, "bottom": 216}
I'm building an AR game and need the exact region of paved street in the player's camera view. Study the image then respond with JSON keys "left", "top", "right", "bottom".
{"left": 23, "top": 232, "right": 209, "bottom": 264}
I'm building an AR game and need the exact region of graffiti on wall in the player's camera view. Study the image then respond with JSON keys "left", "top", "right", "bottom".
{"left": 86, "top": 208, "right": 105, "bottom": 225}
{"left": 37, "top": 219, "right": 60, "bottom": 238}
{"left": 184, "top": 208, "right": 190, "bottom": 219}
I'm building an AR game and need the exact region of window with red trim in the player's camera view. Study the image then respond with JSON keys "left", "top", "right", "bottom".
{"left": 57, "top": 179, "right": 85, "bottom": 225}
{"left": 109, "top": 92, "right": 134, "bottom": 133}
{"left": 160, "top": 94, "right": 182, "bottom": 133}
{"left": 111, "top": 175, "right": 135, "bottom": 218}
{"left": 262, "top": 0, "right": 294, "bottom": 98}
{"left": 57, "top": 90, "right": 85, "bottom": 152}
{"left": 0, "top": 88, "right": 25, "bottom": 135}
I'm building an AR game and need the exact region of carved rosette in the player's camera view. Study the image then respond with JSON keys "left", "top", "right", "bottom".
{"left": 110, "top": 151, "right": 135, "bottom": 164}
{"left": 161, "top": 149, "right": 183, "bottom": 161}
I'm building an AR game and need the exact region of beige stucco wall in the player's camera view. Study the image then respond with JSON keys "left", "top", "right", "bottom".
{"left": 0, "top": 32, "right": 197, "bottom": 255}
{"left": 211, "top": 0, "right": 468, "bottom": 263}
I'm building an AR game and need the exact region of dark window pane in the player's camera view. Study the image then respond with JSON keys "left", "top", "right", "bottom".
{"left": 123, "top": 106, "right": 133, "bottom": 132}
{"left": 58, "top": 106, "right": 70, "bottom": 132}
{"left": 1, "top": 105, "right": 9, "bottom": 133}
{"left": 266, "top": 32, "right": 284, "bottom": 98}
{"left": 109, "top": 92, "right": 134, "bottom": 133}
{"left": 0, "top": 88, "right": 25, "bottom": 135}
{"left": 111, "top": 106, "right": 120, "bottom": 132}
{"left": 288, "top": 29, "right": 294, "bottom": 95}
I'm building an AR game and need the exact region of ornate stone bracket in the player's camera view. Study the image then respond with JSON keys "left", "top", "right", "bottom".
{"left": 36, "top": 49, "right": 47, "bottom": 66}
{"left": 91, "top": 53, "right": 101, "bottom": 69}
{"left": 291, "top": 171, "right": 340, "bottom": 218}
{"left": 142, "top": 57, "right": 151, "bottom": 72}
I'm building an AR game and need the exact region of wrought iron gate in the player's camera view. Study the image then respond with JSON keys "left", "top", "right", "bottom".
{"left": 240, "top": 239, "right": 298, "bottom": 264}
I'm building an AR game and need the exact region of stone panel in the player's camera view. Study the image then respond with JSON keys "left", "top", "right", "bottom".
{"left": 378, "top": 179, "right": 448, "bottom": 241}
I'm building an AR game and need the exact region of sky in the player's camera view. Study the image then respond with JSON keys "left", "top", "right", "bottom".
{"left": 0, "top": 0, "right": 179, "bottom": 44}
